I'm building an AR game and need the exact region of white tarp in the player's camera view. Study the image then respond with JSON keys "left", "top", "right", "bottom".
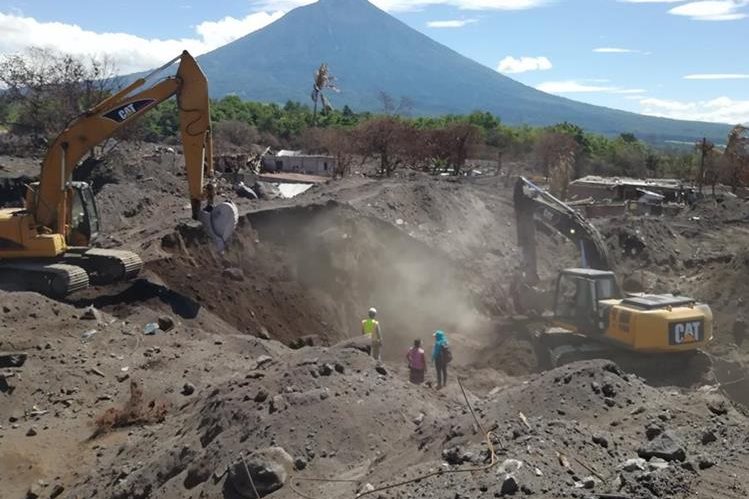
{"left": 277, "top": 183, "right": 313, "bottom": 199}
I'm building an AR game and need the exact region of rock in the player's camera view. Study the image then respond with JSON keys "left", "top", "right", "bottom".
{"left": 498, "top": 459, "right": 523, "bottom": 475}
{"left": 706, "top": 397, "right": 728, "bottom": 416}
{"left": 637, "top": 430, "right": 686, "bottom": 462}
{"left": 256, "top": 355, "right": 273, "bottom": 368}
{"left": 500, "top": 474, "right": 519, "bottom": 495}
{"left": 590, "top": 381, "right": 601, "bottom": 394}
{"left": 358, "top": 483, "right": 375, "bottom": 495}
{"left": 332, "top": 335, "right": 371, "bottom": 354}
{"left": 184, "top": 462, "right": 211, "bottom": 489}
{"left": 318, "top": 364, "right": 333, "bottom": 376}
{"left": 26, "top": 482, "right": 42, "bottom": 499}
{"left": 681, "top": 461, "right": 697, "bottom": 473}
{"left": 592, "top": 434, "right": 609, "bottom": 448}
{"left": 157, "top": 315, "right": 175, "bottom": 332}
{"left": 254, "top": 388, "right": 269, "bottom": 403}
{"left": 26, "top": 426, "right": 37, "bottom": 437}
{"left": 375, "top": 365, "right": 387, "bottom": 376}
{"left": 442, "top": 447, "right": 463, "bottom": 465}
{"left": 269, "top": 395, "right": 286, "bottom": 413}
{"left": 81, "top": 306, "right": 101, "bottom": 321}
{"left": 334, "top": 362, "right": 345, "bottom": 374}
{"left": 50, "top": 484, "right": 65, "bottom": 498}
{"left": 582, "top": 476, "right": 598, "bottom": 489}
{"left": 701, "top": 429, "right": 717, "bottom": 445}
{"left": 601, "top": 383, "right": 616, "bottom": 397}
{"left": 257, "top": 327, "right": 271, "bottom": 340}
{"left": 182, "top": 383, "right": 196, "bottom": 396}
{"left": 648, "top": 457, "right": 669, "bottom": 470}
{"left": 698, "top": 455, "right": 716, "bottom": 470}
{"left": 228, "top": 447, "right": 294, "bottom": 498}
{"left": 620, "top": 458, "right": 647, "bottom": 472}
{"left": 645, "top": 422, "right": 663, "bottom": 440}
{"left": 116, "top": 373, "right": 130, "bottom": 383}
{"left": 413, "top": 413, "right": 425, "bottom": 426}
{"left": 223, "top": 267, "right": 245, "bottom": 282}
{"left": 294, "top": 457, "right": 307, "bottom": 471}
{"left": 604, "top": 397, "right": 616, "bottom": 408}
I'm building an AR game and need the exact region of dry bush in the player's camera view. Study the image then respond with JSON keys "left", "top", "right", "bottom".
{"left": 94, "top": 380, "right": 169, "bottom": 436}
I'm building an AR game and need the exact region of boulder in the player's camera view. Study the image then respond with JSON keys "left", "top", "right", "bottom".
{"left": 228, "top": 447, "right": 294, "bottom": 498}
{"left": 157, "top": 315, "right": 175, "bottom": 332}
{"left": 500, "top": 474, "right": 519, "bottom": 495}
{"left": 333, "top": 335, "right": 371, "bottom": 354}
{"left": 223, "top": 268, "right": 245, "bottom": 282}
{"left": 637, "top": 430, "right": 686, "bottom": 462}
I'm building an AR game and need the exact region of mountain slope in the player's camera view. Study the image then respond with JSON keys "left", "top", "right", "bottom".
{"left": 196, "top": 0, "right": 729, "bottom": 142}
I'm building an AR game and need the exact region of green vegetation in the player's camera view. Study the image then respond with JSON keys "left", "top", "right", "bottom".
{"left": 135, "top": 96, "right": 700, "bottom": 180}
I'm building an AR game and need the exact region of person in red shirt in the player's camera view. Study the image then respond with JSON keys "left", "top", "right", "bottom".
{"left": 406, "top": 339, "right": 426, "bottom": 384}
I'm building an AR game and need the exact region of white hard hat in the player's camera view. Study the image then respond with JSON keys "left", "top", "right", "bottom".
{"left": 368, "top": 307, "right": 377, "bottom": 316}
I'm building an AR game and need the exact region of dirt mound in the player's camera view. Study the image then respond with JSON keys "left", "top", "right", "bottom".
{"left": 60, "top": 357, "right": 749, "bottom": 499}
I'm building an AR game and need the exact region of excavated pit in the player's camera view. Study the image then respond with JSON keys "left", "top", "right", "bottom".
{"left": 149, "top": 202, "right": 500, "bottom": 361}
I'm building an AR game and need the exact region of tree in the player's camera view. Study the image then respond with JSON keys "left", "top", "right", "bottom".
{"left": 353, "top": 117, "right": 415, "bottom": 176}
{"left": 425, "top": 123, "right": 482, "bottom": 175}
{"left": 694, "top": 137, "right": 714, "bottom": 194}
{"left": 721, "top": 125, "right": 749, "bottom": 193}
{"left": 310, "top": 63, "right": 338, "bottom": 126}
{"left": 0, "top": 47, "right": 117, "bottom": 138}
{"left": 534, "top": 131, "right": 579, "bottom": 198}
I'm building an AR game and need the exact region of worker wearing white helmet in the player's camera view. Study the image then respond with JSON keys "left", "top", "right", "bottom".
{"left": 362, "top": 307, "right": 383, "bottom": 362}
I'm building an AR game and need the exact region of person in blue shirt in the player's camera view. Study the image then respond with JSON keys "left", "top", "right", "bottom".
{"left": 432, "top": 330, "right": 451, "bottom": 389}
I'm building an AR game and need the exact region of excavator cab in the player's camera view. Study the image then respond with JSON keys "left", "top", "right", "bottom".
{"left": 27, "top": 181, "right": 101, "bottom": 246}
{"left": 553, "top": 269, "right": 621, "bottom": 334}
{"left": 68, "top": 182, "right": 101, "bottom": 246}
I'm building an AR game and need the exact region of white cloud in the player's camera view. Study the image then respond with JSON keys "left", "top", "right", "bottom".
{"left": 639, "top": 96, "right": 749, "bottom": 123}
{"left": 536, "top": 80, "right": 618, "bottom": 93}
{"left": 593, "top": 47, "right": 639, "bottom": 53}
{"left": 668, "top": 0, "right": 748, "bottom": 20}
{"left": 498, "top": 56, "right": 552, "bottom": 74}
{"left": 536, "top": 80, "right": 646, "bottom": 94}
{"left": 618, "top": 0, "right": 683, "bottom": 3}
{"left": 0, "top": 11, "right": 284, "bottom": 73}
{"left": 684, "top": 73, "right": 749, "bottom": 79}
{"left": 426, "top": 19, "right": 477, "bottom": 27}
{"left": 251, "top": 0, "right": 549, "bottom": 11}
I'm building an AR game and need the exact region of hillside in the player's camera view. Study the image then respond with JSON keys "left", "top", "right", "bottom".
{"left": 193, "top": 0, "right": 730, "bottom": 143}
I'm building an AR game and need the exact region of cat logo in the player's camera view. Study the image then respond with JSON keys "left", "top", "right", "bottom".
{"left": 669, "top": 320, "right": 703, "bottom": 345}
{"left": 103, "top": 99, "right": 156, "bottom": 123}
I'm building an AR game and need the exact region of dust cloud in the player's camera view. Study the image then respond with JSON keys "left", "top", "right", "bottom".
{"left": 249, "top": 203, "right": 487, "bottom": 361}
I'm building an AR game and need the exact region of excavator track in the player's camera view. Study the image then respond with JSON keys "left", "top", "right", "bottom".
{"left": 0, "top": 262, "right": 90, "bottom": 297}
{"left": 537, "top": 330, "right": 712, "bottom": 385}
{"left": 67, "top": 248, "right": 143, "bottom": 284}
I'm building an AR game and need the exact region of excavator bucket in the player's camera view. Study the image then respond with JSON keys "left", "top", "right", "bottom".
{"left": 198, "top": 200, "right": 239, "bottom": 253}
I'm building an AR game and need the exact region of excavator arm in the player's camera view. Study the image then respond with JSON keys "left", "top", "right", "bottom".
{"left": 514, "top": 176, "right": 611, "bottom": 282}
{"left": 33, "top": 50, "right": 213, "bottom": 235}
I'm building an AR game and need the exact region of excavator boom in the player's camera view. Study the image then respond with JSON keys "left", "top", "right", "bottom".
{"left": 514, "top": 176, "right": 611, "bottom": 281}
{"left": 34, "top": 50, "right": 212, "bottom": 233}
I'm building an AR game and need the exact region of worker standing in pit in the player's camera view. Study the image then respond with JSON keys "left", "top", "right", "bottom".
{"left": 362, "top": 307, "right": 383, "bottom": 362}
{"left": 406, "top": 339, "right": 426, "bottom": 384}
{"left": 432, "top": 330, "right": 451, "bottom": 389}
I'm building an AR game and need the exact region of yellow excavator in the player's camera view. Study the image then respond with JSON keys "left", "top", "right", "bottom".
{"left": 0, "top": 51, "right": 237, "bottom": 297}
{"left": 513, "top": 176, "right": 713, "bottom": 368}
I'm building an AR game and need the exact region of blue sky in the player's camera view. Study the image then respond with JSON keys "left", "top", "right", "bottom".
{"left": 1, "top": 0, "right": 747, "bottom": 123}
